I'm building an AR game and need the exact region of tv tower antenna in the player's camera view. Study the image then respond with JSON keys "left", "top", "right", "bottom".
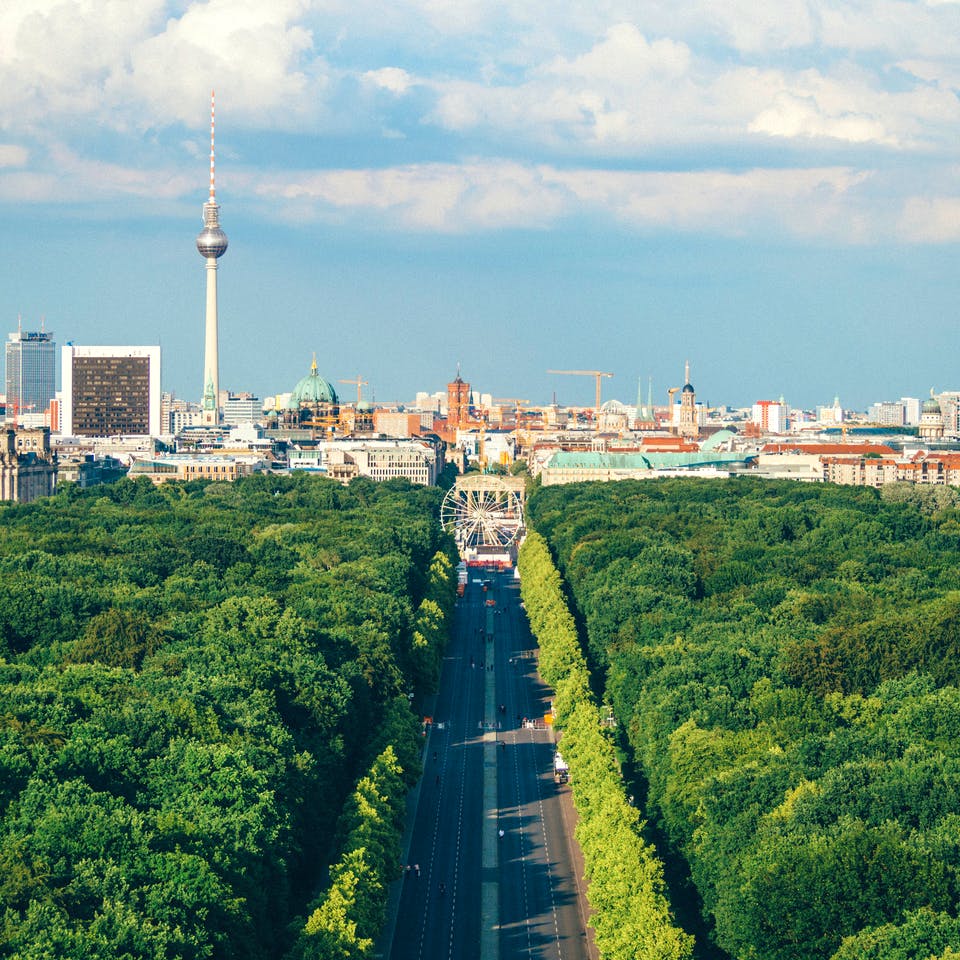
{"left": 196, "top": 89, "right": 228, "bottom": 425}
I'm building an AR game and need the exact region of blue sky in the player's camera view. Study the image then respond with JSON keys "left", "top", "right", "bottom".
{"left": 2, "top": 1, "right": 960, "bottom": 411}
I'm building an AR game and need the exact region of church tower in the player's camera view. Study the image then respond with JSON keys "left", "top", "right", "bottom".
{"left": 447, "top": 366, "right": 471, "bottom": 428}
{"left": 678, "top": 360, "right": 700, "bottom": 439}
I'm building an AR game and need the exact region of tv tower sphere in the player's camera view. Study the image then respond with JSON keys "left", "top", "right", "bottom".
{"left": 196, "top": 215, "right": 228, "bottom": 258}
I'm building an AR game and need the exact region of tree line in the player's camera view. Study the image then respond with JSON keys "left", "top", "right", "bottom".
{"left": 0, "top": 473, "right": 455, "bottom": 959}
{"left": 518, "top": 530, "right": 693, "bottom": 960}
{"left": 528, "top": 478, "right": 960, "bottom": 960}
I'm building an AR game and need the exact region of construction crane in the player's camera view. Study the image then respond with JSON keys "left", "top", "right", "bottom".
{"left": 8, "top": 401, "right": 35, "bottom": 429}
{"left": 666, "top": 387, "right": 680, "bottom": 431}
{"left": 338, "top": 376, "right": 368, "bottom": 405}
{"left": 494, "top": 398, "right": 531, "bottom": 460}
{"left": 547, "top": 370, "right": 613, "bottom": 426}
{"left": 492, "top": 398, "right": 530, "bottom": 424}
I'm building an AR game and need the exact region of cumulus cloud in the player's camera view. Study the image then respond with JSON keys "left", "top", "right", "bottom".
{"left": 0, "top": 0, "right": 167, "bottom": 125}
{"left": 422, "top": 18, "right": 960, "bottom": 152}
{"left": 1, "top": 0, "right": 959, "bottom": 248}
{"left": 363, "top": 67, "right": 414, "bottom": 94}
{"left": 544, "top": 22, "right": 691, "bottom": 83}
{"left": 249, "top": 159, "right": 890, "bottom": 242}
{"left": 0, "top": 0, "right": 323, "bottom": 133}
{"left": 119, "top": 0, "right": 321, "bottom": 128}
{"left": 253, "top": 161, "right": 567, "bottom": 231}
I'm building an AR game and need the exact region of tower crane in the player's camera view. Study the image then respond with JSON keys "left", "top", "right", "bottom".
{"left": 9, "top": 401, "right": 35, "bottom": 430}
{"left": 493, "top": 398, "right": 531, "bottom": 461}
{"left": 338, "top": 375, "right": 368, "bottom": 405}
{"left": 546, "top": 370, "right": 613, "bottom": 427}
{"left": 492, "top": 398, "right": 530, "bottom": 424}
{"left": 667, "top": 386, "right": 680, "bottom": 431}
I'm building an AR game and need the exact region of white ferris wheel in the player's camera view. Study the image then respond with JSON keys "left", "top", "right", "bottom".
{"left": 440, "top": 475, "right": 525, "bottom": 553}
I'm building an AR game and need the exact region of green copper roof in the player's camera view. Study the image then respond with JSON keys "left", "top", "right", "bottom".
{"left": 546, "top": 449, "right": 754, "bottom": 471}
{"left": 288, "top": 356, "right": 338, "bottom": 408}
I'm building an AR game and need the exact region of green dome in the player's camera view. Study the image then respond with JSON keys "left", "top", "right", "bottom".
{"left": 288, "top": 357, "right": 338, "bottom": 408}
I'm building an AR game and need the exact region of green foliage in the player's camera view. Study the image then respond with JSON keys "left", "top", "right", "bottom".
{"left": 528, "top": 477, "right": 960, "bottom": 960}
{"left": 0, "top": 474, "right": 447, "bottom": 959}
{"left": 829, "top": 908, "right": 960, "bottom": 960}
{"left": 518, "top": 532, "right": 694, "bottom": 960}
{"left": 289, "top": 747, "right": 410, "bottom": 960}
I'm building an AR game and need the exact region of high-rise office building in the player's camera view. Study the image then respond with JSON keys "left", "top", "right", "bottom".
{"left": 196, "top": 90, "right": 228, "bottom": 425}
{"left": 5, "top": 325, "right": 56, "bottom": 426}
{"left": 60, "top": 346, "right": 161, "bottom": 437}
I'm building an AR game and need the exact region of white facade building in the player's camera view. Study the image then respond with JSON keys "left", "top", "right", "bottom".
{"left": 869, "top": 401, "right": 906, "bottom": 426}
{"left": 289, "top": 438, "right": 442, "bottom": 485}
{"left": 901, "top": 397, "right": 921, "bottom": 426}
{"left": 751, "top": 400, "right": 789, "bottom": 434}
{"left": 222, "top": 394, "right": 263, "bottom": 425}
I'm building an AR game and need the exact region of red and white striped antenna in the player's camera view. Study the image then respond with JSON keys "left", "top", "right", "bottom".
{"left": 209, "top": 89, "right": 216, "bottom": 202}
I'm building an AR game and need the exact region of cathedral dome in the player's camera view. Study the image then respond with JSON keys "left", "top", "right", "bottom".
{"left": 287, "top": 357, "right": 338, "bottom": 408}
{"left": 682, "top": 382, "right": 695, "bottom": 394}
{"left": 922, "top": 393, "right": 941, "bottom": 415}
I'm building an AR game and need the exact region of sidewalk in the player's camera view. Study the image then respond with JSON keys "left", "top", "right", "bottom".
{"left": 375, "top": 691, "right": 436, "bottom": 959}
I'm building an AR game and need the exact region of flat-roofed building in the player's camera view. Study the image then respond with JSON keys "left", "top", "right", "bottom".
{"left": 127, "top": 453, "right": 267, "bottom": 484}
{"left": 222, "top": 393, "right": 263, "bottom": 425}
{"left": 373, "top": 410, "right": 422, "bottom": 437}
{"left": 61, "top": 346, "right": 161, "bottom": 437}
{"left": 289, "top": 438, "right": 443, "bottom": 485}
{"left": 6, "top": 327, "right": 56, "bottom": 428}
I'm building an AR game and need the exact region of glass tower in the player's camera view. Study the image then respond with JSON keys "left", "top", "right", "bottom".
{"left": 6, "top": 329, "right": 56, "bottom": 424}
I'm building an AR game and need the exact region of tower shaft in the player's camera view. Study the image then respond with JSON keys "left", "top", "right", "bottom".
{"left": 202, "top": 259, "right": 220, "bottom": 422}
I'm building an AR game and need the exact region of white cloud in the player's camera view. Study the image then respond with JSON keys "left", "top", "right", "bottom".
{"left": 0, "top": 145, "right": 28, "bottom": 167}
{"left": 544, "top": 22, "right": 691, "bottom": 83}
{"left": 250, "top": 159, "right": 889, "bottom": 242}
{"left": 426, "top": 24, "right": 703, "bottom": 148}
{"left": 253, "top": 160, "right": 568, "bottom": 231}
{"left": 423, "top": 19, "right": 960, "bottom": 151}
{"left": 0, "top": 144, "right": 192, "bottom": 203}
{"left": 121, "top": 0, "right": 318, "bottom": 127}
{"left": 0, "top": 0, "right": 167, "bottom": 124}
{"left": 749, "top": 91, "right": 892, "bottom": 144}
{"left": 0, "top": 0, "right": 322, "bottom": 132}
{"left": 0, "top": 0, "right": 958, "bottom": 250}
{"left": 363, "top": 67, "right": 414, "bottom": 94}
{"left": 699, "top": 0, "right": 817, "bottom": 52}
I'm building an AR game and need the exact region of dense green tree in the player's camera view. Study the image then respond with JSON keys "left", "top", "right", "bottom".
{"left": 527, "top": 477, "right": 960, "bottom": 960}
{"left": 0, "top": 473, "right": 450, "bottom": 959}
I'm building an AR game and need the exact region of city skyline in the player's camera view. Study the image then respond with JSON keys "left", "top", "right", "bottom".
{"left": 1, "top": 2, "right": 959, "bottom": 411}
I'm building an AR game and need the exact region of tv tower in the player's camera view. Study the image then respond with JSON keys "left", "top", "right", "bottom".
{"left": 196, "top": 90, "right": 228, "bottom": 424}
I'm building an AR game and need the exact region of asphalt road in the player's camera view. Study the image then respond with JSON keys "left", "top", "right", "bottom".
{"left": 388, "top": 568, "right": 590, "bottom": 960}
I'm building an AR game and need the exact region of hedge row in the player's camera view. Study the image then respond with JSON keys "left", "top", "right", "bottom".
{"left": 518, "top": 532, "right": 694, "bottom": 960}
